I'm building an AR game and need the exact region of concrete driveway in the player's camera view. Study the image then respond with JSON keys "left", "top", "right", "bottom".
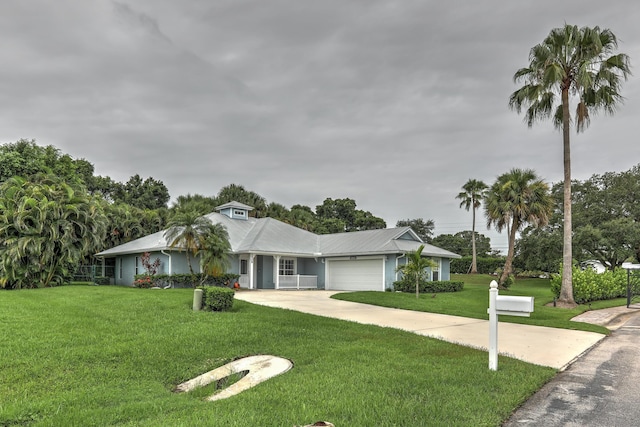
{"left": 235, "top": 290, "right": 606, "bottom": 370}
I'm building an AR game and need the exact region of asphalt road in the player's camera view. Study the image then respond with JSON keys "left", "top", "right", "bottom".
{"left": 503, "top": 310, "right": 640, "bottom": 426}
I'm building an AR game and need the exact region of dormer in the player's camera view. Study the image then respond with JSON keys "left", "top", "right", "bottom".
{"left": 215, "top": 201, "right": 254, "bottom": 220}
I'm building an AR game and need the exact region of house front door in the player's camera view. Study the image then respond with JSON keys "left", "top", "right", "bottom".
{"left": 239, "top": 256, "right": 249, "bottom": 288}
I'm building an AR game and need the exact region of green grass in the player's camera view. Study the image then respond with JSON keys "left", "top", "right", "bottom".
{"left": 333, "top": 274, "right": 626, "bottom": 334}
{"left": 0, "top": 285, "right": 556, "bottom": 426}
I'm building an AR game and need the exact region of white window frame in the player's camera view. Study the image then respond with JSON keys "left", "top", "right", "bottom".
{"left": 279, "top": 258, "right": 296, "bottom": 276}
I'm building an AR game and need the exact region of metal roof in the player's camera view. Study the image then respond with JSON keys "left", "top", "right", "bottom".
{"left": 96, "top": 213, "right": 460, "bottom": 259}
{"left": 215, "top": 201, "right": 254, "bottom": 211}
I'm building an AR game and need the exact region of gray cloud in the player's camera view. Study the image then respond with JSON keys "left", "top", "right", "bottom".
{"left": 1, "top": 0, "right": 639, "bottom": 253}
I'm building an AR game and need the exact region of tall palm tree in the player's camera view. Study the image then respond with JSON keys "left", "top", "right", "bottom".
{"left": 485, "top": 169, "right": 553, "bottom": 287}
{"left": 509, "top": 25, "right": 630, "bottom": 305}
{"left": 395, "top": 245, "right": 436, "bottom": 299}
{"left": 164, "top": 211, "right": 214, "bottom": 277}
{"left": 456, "top": 179, "right": 488, "bottom": 274}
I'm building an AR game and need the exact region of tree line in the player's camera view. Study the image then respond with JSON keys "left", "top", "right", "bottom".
{"left": 0, "top": 139, "right": 395, "bottom": 288}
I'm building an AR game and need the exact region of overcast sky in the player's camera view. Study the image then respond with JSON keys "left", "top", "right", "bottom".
{"left": 2, "top": 1, "right": 639, "bottom": 253}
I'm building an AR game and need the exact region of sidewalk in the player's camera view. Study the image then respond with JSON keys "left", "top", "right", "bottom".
{"left": 235, "top": 290, "right": 608, "bottom": 370}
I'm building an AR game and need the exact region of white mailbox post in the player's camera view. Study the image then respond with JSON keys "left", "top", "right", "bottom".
{"left": 488, "top": 280, "right": 534, "bottom": 371}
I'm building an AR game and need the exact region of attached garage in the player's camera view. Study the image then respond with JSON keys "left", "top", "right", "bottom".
{"left": 326, "top": 258, "right": 384, "bottom": 291}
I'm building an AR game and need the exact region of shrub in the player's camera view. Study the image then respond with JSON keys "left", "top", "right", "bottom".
{"left": 450, "top": 257, "right": 505, "bottom": 274}
{"left": 550, "top": 267, "right": 627, "bottom": 304}
{"left": 516, "top": 270, "right": 550, "bottom": 279}
{"left": 200, "top": 286, "right": 235, "bottom": 312}
{"left": 94, "top": 276, "right": 111, "bottom": 285}
{"left": 133, "top": 275, "right": 154, "bottom": 288}
{"left": 393, "top": 280, "right": 464, "bottom": 294}
{"left": 133, "top": 273, "right": 240, "bottom": 288}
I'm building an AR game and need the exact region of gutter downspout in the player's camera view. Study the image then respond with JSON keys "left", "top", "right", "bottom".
{"left": 161, "top": 250, "right": 172, "bottom": 276}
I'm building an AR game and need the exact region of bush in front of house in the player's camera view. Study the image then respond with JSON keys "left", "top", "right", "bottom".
{"left": 200, "top": 286, "right": 235, "bottom": 311}
{"left": 550, "top": 266, "right": 627, "bottom": 304}
{"left": 393, "top": 279, "right": 464, "bottom": 294}
{"left": 133, "top": 273, "right": 240, "bottom": 288}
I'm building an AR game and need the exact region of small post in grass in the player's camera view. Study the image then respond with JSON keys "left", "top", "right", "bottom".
{"left": 193, "top": 288, "right": 203, "bottom": 311}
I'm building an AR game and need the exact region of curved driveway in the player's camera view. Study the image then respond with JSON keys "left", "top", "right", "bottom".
{"left": 235, "top": 290, "right": 605, "bottom": 369}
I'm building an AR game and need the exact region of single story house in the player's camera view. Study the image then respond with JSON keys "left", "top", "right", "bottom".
{"left": 96, "top": 201, "right": 461, "bottom": 291}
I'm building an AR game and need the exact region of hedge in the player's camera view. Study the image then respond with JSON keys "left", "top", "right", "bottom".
{"left": 199, "top": 286, "right": 235, "bottom": 311}
{"left": 550, "top": 267, "right": 627, "bottom": 304}
{"left": 393, "top": 280, "right": 464, "bottom": 294}
{"left": 133, "top": 273, "right": 240, "bottom": 289}
{"left": 450, "top": 257, "right": 505, "bottom": 275}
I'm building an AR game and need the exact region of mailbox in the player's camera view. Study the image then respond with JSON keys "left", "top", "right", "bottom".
{"left": 495, "top": 295, "right": 534, "bottom": 317}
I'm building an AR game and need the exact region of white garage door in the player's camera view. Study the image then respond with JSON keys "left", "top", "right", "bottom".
{"left": 326, "top": 259, "right": 384, "bottom": 291}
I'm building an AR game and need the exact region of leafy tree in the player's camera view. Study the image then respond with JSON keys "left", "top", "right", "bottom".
{"left": 395, "top": 245, "right": 435, "bottom": 299}
{"left": 456, "top": 179, "right": 488, "bottom": 273}
{"left": 114, "top": 174, "right": 170, "bottom": 210}
{"left": 485, "top": 169, "right": 553, "bottom": 287}
{"left": 316, "top": 198, "right": 386, "bottom": 232}
{"left": 574, "top": 218, "right": 640, "bottom": 269}
{"left": 164, "top": 211, "right": 214, "bottom": 278}
{"left": 396, "top": 218, "right": 435, "bottom": 243}
{"left": 509, "top": 24, "right": 630, "bottom": 305}
{"left": 0, "top": 175, "right": 107, "bottom": 289}
{"left": 0, "top": 139, "right": 91, "bottom": 187}
{"left": 216, "top": 184, "right": 267, "bottom": 217}
{"left": 514, "top": 225, "right": 562, "bottom": 273}
{"left": 432, "top": 231, "right": 492, "bottom": 258}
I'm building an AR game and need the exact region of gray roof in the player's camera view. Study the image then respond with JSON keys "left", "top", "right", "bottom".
{"left": 96, "top": 213, "right": 460, "bottom": 259}
{"left": 215, "top": 201, "right": 254, "bottom": 211}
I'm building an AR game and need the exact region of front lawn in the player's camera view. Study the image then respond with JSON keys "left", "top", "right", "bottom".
{"left": 0, "top": 285, "right": 555, "bottom": 426}
{"left": 332, "top": 274, "right": 625, "bottom": 334}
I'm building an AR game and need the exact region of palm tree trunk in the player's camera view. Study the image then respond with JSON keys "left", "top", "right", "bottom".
{"left": 415, "top": 276, "right": 419, "bottom": 299}
{"left": 471, "top": 206, "right": 478, "bottom": 274}
{"left": 499, "top": 218, "right": 519, "bottom": 287}
{"left": 559, "top": 87, "right": 576, "bottom": 306}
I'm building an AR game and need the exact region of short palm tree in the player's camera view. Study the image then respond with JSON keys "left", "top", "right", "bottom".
{"left": 396, "top": 245, "right": 436, "bottom": 298}
{"left": 164, "top": 211, "right": 214, "bottom": 276}
{"left": 485, "top": 169, "right": 553, "bottom": 287}
{"left": 456, "top": 179, "right": 488, "bottom": 274}
{"left": 509, "top": 24, "right": 630, "bottom": 305}
{"left": 199, "top": 223, "right": 231, "bottom": 277}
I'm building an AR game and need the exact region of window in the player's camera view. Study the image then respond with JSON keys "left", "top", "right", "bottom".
{"left": 279, "top": 258, "right": 295, "bottom": 275}
{"left": 118, "top": 259, "right": 122, "bottom": 279}
{"left": 135, "top": 256, "right": 139, "bottom": 275}
{"left": 240, "top": 259, "right": 248, "bottom": 275}
{"left": 431, "top": 259, "right": 440, "bottom": 281}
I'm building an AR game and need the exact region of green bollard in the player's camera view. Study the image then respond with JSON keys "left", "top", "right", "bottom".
{"left": 193, "top": 288, "right": 203, "bottom": 311}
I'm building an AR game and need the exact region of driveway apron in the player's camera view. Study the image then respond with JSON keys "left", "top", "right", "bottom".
{"left": 234, "top": 290, "right": 605, "bottom": 370}
{"left": 503, "top": 309, "right": 640, "bottom": 426}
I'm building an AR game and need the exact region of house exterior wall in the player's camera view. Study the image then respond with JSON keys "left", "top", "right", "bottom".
{"left": 441, "top": 259, "right": 451, "bottom": 280}
{"left": 385, "top": 255, "right": 398, "bottom": 290}
{"left": 113, "top": 251, "right": 196, "bottom": 286}
{"left": 111, "top": 251, "right": 452, "bottom": 290}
